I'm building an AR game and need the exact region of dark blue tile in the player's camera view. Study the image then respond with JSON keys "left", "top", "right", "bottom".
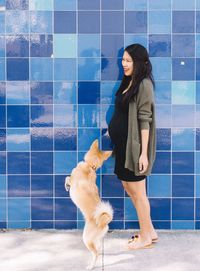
{"left": 156, "top": 129, "right": 171, "bottom": 150}
{"left": 125, "top": 11, "right": 147, "bottom": 33}
{"left": 31, "top": 82, "right": 53, "bottom": 104}
{"left": 78, "top": 82, "right": 100, "bottom": 104}
{"left": 172, "top": 199, "right": 194, "bottom": 220}
{"left": 197, "top": 129, "right": 200, "bottom": 150}
{"left": 196, "top": 59, "right": 200, "bottom": 81}
{"left": 172, "top": 175, "right": 194, "bottom": 197}
{"left": 0, "top": 129, "right": 6, "bottom": 151}
{"left": 7, "top": 58, "right": 29, "bottom": 80}
{"left": 125, "top": 222, "right": 139, "bottom": 229}
{"left": 149, "top": 34, "right": 171, "bottom": 57}
{"left": 103, "top": 198, "right": 124, "bottom": 220}
{"left": 102, "top": 0, "right": 123, "bottom": 9}
{"left": 102, "top": 128, "right": 113, "bottom": 151}
{"left": 152, "top": 152, "right": 171, "bottom": 174}
{"left": 31, "top": 152, "right": 53, "bottom": 174}
{"left": 0, "top": 82, "right": 5, "bottom": 104}
{"left": 0, "top": 222, "right": 7, "bottom": 229}
{"left": 32, "top": 198, "right": 53, "bottom": 220}
{"left": 54, "top": 128, "right": 77, "bottom": 151}
{"left": 78, "top": 0, "right": 100, "bottom": 10}
{"left": 102, "top": 175, "right": 124, "bottom": 197}
{"left": 55, "top": 221, "right": 77, "bottom": 229}
{"left": 8, "top": 175, "right": 30, "bottom": 197}
{"left": 7, "top": 105, "right": 29, "bottom": 127}
{"left": 31, "top": 105, "right": 53, "bottom": 127}
{"left": 150, "top": 198, "right": 171, "bottom": 220}
{"left": 30, "top": 34, "right": 53, "bottom": 57}
{"left": 55, "top": 175, "right": 69, "bottom": 197}
{"left": 172, "top": 11, "right": 194, "bottom": 33}
{"left": 172, "top": 35, "right": 195, "bottom": 57}
{"left": 55, "top": 198, "right": 77, "bottom": 220}
{"left": 31, "top": 128, "right": 53, "bottom": 151}
{"left": 101, "top": 57, "right": 123, "bottom": 81}
{"left": 78, "top": 11, "right": 100, "bottom": 33}
{"left": 109, "top": 221, "right": 124, "bottom": 230}
{"left": 172, "top": 152, "right": 194, "bottom": 174}
{"left": 0, "top": 152, "right": 6, "bottom": 174}
{"left": 196, "top": 12, "right": 200, "bottom": 33}
{"left": 31, "top": 221, "right": 53, "bottom": 229}
{"left": 6, "top": 35, "right": 29, "bottom": 57}
{"left": 195, "top": 221, "right": 200, "bottom": 230}
{"left": 31, "top": 175, "right": 53, "bottom": 197}
{"left": 8, "top": 152, "right": 30, "bottom": 174}
{"left": 54, "top": 11, "right": 76, "bottom": 33}
{"left": 152, "top": 221, "right": 171, "bottom": 230}
{"left": 102, "top": 11, "right": 124, "bottom": 33}
{"left": 0, "top": 105, "right": 5, "bottom": 127}
{"left": 196, "top": 199, "right": 200, "bottom": 220}
{"left": 101, "top": 35, "right": 123, "bottom": 58}
{"left": 6, "top": 0, "right": 29, "bottom": 9}
{"left": 172, "top": 58, "right": 195, "bottom": 81}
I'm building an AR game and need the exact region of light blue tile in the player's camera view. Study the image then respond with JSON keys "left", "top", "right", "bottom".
{"left": 78, "top": 58, "right": 100, "bottom": 81}
{"left": 0, "top": 58, "right": 5, "bottom": 80}
{"left": 30, "top": 11, "right": 52, "bottom": 33}
{"left": 156, "top": 105, "right": 172, "bottom": 128}
{"left": 6, "top": 11, "right": 29, "bottom": 33}
{"left": 196, "top": 105, "right": 200, "bottom": 127}
{"left": 78, "top": 34, "right": 100, "bottom": 57}
{"left": 0, "top": 198, "right": 6, "bottom": 221}
{"left": 149, "top": 11, "right": 171, "bottom": 34}
{"left": 101, "top": 81, "right": 120, "bottom": 104}
{"left": 172, "top": 0, "right": 195, "bottom": 10}
{"left": 31, "top": 58, "right": 53, "bottom": 81}
{"left": 78, "top": 104, "right": 100, "bottom": 127}
{"left": 151, "top": 57, "right": 171, "bottom": 80}
{"left": 196, "top": 175, "right": 200, "bottom": 197}
{"left": 196, "top": 35, "right": 200, "bottom": 58}
{"left": 55, "top": 151, "right": 77, "bottom": 174}
{"left": 148, "top": 175, "right": 171, "bottom": 197}
{"left": 8, "top": 198, "right": 30, "bottom": 221}
{"left": 172, "top": 105, "right": 195, "bottom": 127}
{"left": 172, "top": 81, "right": 195, "bottom": 104}
{"left": 197, "top": 0, "right": 200, "bottom": 9}
{"left": 30, "top": 0, "right": 53, "bottom": 10}
{"left": 54, "top": 0, "right": 76, "bottom": 10}
{"left": 125, "top": 0, "right": 147, "bottom": 11}
{"left": 54, "top": 34, "right": 77, "bottom": 58}
{"left": 172, "top": 128, "right": 194, "bottom": 151}
{"left": 0, "top": 36, "right": 5, "bottom": 57}
{"left": 155, "top": 81, "right": 171, "bottom": 104}
{"left": 124, "top": 34, "right": 147, "bottom": 48}
{"left": 101, "top": 104, "right": 114, "bottom": 129}
{"left": 0, "top": 12, "right": 5, "bottom": 33}
{"left": 196, "top": 152, "right": 200, "bottom": 174}
{"left": 54, "top": 58, "right": 76, "bottom": 81}
{"left": 8, "top": 221, "right": 31, "bottom": 228}
{"left": 149, "top": 0, "right": 171, "bottom": 10}
{"left": 78, "top": 128, "right": 100, "bottom": 151}
{"left": 125, "top": 198, "right": 138, "bottom": 220}
{"left": 7, "top": 82, "right": 29, "bottom": 104}
{"left": 54, "top": 82, "right": 77, "bottom": 104}
{"left": 7, "top": 128, "right": 30, "bottom": 151}
{"left": 54, "top": 105, "right": 77, "bottom": 127}
{"left": 172, "top": 221, "right": 194, "bottom": 230}
{"left": 0, "top": 175, "right": 6, "bottom": 197}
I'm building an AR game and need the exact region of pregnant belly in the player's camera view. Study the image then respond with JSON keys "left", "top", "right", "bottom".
{"left": 108, "top": 114, "right": 128, "bottom": 144}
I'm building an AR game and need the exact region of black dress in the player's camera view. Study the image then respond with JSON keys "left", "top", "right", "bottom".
{"left": 108, "top": 91, "right": 146, "bottom": 182}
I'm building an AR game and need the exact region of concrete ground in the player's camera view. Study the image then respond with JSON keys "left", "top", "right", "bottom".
{"left": 0, "top": 230, "right": 199, "bottom": 271}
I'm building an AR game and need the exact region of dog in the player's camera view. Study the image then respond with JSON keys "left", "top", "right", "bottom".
{"left": 65, "top": 139, "right": 113, "bottom": 270}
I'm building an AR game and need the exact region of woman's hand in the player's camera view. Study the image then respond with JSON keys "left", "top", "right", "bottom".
{"left": 138, "top": 153, "right": 148, "bottom": 174}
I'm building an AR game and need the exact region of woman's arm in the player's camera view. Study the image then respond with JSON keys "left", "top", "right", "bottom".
{"left": 139, "top": 129, "right": 149, "bottom": 173}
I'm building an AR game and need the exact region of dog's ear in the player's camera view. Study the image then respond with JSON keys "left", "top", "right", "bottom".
{"left": 90, "top": 139, "right": 99, "bottom": 150}
{"left": 103, "top": 151, "right": 112, "bottom": 160}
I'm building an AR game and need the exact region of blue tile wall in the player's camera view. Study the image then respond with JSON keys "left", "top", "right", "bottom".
{"left": 0, "top": 0, "right": 199, "bottom": 230}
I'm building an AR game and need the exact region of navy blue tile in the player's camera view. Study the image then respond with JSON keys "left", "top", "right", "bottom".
{"left": 32, "top": 221, "right": 53, "bottom": 229}
{"left": 54, "top": 128, "right": 77, "bottom": 151}
{"left": 125, "top": 222, "right": 139, "bottom": 229}
{"left": 101, "top": 57, "right": 123, "bottom": 81}
{"left": 152, "top": 221, "right": 171, "bottom": 230}
{"left": 102, "top": 0, "right": 123, "bottom": 10}
{"left": 7, "top": 58, "right": 29, "bottom": 81}
{"left": 0, "top": 222, "right": 7, "bottom": 229}
{"left": 31, "top": 105, "right": 53, "bottom": 127}
{"left": 6, "top": 35, "right": 29, "bottom": 57}
{"left": 195, "top": 221, "right": 200, "bottom": 230}
{"left": 196, "top": 12, "right": 200, "bottom": 33}
{"left": 7, "top": 105, "right": 29, "bottom": 127}
{"left": 55, "top": 221, "right": 77, "bottom": 229}
{"left": 172, "top": 175, "right": 194, "bottom": 197}
{"left": 30, "top": 34, "right": 53, "bottom": 57}
{"left": 102, "top": 128, "right": 113, "bottom": 151}
{"left": 172, "top": 199, "right": 194, "bottom": 220}
{"left": 0, "top": 129, "right": 6, "bottom": 151}
{"left": 172, "top": 11, "right": 194, "bottom": 33}
{"left": 102, "top": 11, "right": 124, "bottom": 34}
{"left": 0, "top": 105, "right": 5, "bottom": 127}
{"left": 156, "top": 129, "right": 171, "bottom": 150}
{"left": 31, "top": 82, "right": 53, "bottom": 104}
{"left": 149, "top": 35, "right": 171, "bottom": 57}
{"left": 55, "top": 175, "right": 69, "bottom": 197}
{"left": 31, "top": 152, "right": 53, "bottom": 174}
{"left": 31, "top": 128, "right": 53, "bottom": 151}
{"left": 196, "top": 59, "right": 200, "bottom": 81}
{"left": 8, "top": 152, "right": 30, "bottom": 174}
{"left": 0, "top": 152, "right": 6, "bottom": 174}
{"left": 78, "top": 82, "right": 100, "bottom": 104}
{"left": 6, "top": 0, "right": 29, "bottom": 9}
{"left": 150, "top": 199, "right": 171, "bottom": 220}
{"left": 172, "top": 152, "right": 194, "bottom": 174}
{"left": 78, "top": 11, "right": 100, "bottom": 33}
{"left": 32, "top": 198, "right": 53, "bottom": 220}
{"left": 101, "top": 35, "right": 123, "bottom": 58}
{"left": 125, "top": 11, "right": 147, "bottom": 33}
{"left": 8, "top": 175, "right": 30, "bottom": 197}
{"left": 152, "top": 152, "right": 171, "bottom": 174}
{"left": 102, "top": 175, "right": 124, "bottom": 197}
{"left": 0, "top": 82, "right": 5, "bottom": 104}
{"left": 196, "top": 199, "right": 200, "bottom": 220}
{"left": 172, "top": 35, "right": 195, "bottom": 57}
{"left": 31, "top": 175, "right": 53, "bottom": 197}
{"left": 54, "top": 11, "right": 76, "bottom": 34}
{"left": 103, "top": 198, "right": 124, "bottom": 220}
{"left": 172, "top": 58, "right": 195, "bottom": 81}
{"left": 109, "top": 221, "right": 124, "bottom": 230}
{"left": 55, "top": 198, "right": 77, "bottom": 220}
{"left": 78, "top": 0, "right": 100, "bottom": 10}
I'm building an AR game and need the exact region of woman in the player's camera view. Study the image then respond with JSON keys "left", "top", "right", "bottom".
{"left": 108, "top": 44, "right": 158, "bottom": 250}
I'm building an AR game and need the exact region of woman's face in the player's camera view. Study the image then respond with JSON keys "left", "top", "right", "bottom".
{"left": 122, "top": 51, "right": 134, "bottom": 76}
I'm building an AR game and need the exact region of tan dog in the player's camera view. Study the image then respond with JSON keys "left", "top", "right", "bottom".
{"left": 65, "top": 139, "right": 113, "bottom": 270}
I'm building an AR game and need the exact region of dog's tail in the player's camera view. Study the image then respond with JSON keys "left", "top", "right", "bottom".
{"left": 94, "top": 201, "right": 114, "bottom": 229}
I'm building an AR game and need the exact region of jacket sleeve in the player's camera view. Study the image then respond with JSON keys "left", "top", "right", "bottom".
{"left": 137, "top": 79, "right": 154, "bottom": 130}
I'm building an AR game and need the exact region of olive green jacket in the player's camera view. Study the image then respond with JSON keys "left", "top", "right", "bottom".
{"left": 125, "top": 78, "right": 156, "bottom": 176}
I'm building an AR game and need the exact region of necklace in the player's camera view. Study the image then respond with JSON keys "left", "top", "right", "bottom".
{"left": 122, "top": 80, "right": 132, "bottom": 94}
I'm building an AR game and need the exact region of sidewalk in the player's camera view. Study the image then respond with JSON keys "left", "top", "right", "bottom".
{"left": 0, "top": 230, "right": 199, "bottom": 271}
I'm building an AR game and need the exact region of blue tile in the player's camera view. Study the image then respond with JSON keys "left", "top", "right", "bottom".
{"left": 197, "top": 35, "right": 200, "bottom": 58}
{"left": 55, "top": 198, "right": 77, "bottom": 220}
{"left": 32, "top": 221, "right": 53, "bottom": 229}
{"left": 172, "top": 0, "right": 195, "bottom": 10}
{"left": 31, "top": 198, "right": 53, "bottom": 220}
{"left": 172, "top": 11, "right": 194, "bottom": 33}
{"left": 197, "top": 12, "right": 200, "bottom": 33}
{"left": 31, "top": 82, "right": 53, "bottom": 104}
{"left": 172, "top": 58, "right": 195, "bottom": 81}
{"left": 78, "top": 34, "right": 100, "bottom": 57}
{"left": 30, "top": 11, "right": 52, "bottom": 33}
{"left": 8, "top": 152, "right": 30, "bottom": 174}
{"left": 54, "top": 0, "right": 76, "bottom": 10}
{"left": 197, "top": 152, "right": 200, "bottom": 174}
{"left": 78, "top": 104, "right": 100, "bottom": 127}
{"left": 31, "top": 128, "right": 53, "bottom": 151}
{"left": 104, "top": 198, "right": 124, "bottom": 220}
{"left": 125, "top": 11, "right": 147, "bottom": 33}
{"left": 172, "top": 221, "right": 194, "bottom": 230}
{"left": 125, "top": 221, "right": 139, "bottom": 229}
{"left": 30, "top": 34, "right": 53, "bottom": 57}
{"left": 29, "top": 0, "right": 52, "bottom": 10}
{"left": 196, "top": 105, "right": 200, "bottom": 127}
{"left": 31, "top": 105, "right": 53, "bottom": 127}
{"left": 8, "top": 198, "right": 30, "bottom": 221}
{"left": 31, "top": 152, "right": 53, "bottom": 174}
{"left": 55, "top": 175, "right": 69, "bottom": 197}
{"left": 54, "top": 82, "right": 76, "bottom": 104}
{"left": 0, "top": 198, "right": 6, "bottom": 221}
{"left": 54, "top": 34, "right": 77, "bottom": 58}
{"left": 7, "top": 105, "right": 29, "bottom": 127}
{"left": 172, "top": 175, "right": 194, "bottom": 197}
{"left": 78, "top": 82, "right": 100, "bottom": 104}
{"left": 0, "top": 129, "right": 6, "bottom": 151}
{"left": 8, "top": 221, "right": 30, "bottom": 228}
{"left": 149, "top": 35, "right": 171, "bottom": 57}
{"left": 197, "top": 129, "right": 200, "bottom": 150}
{"left": 172, "top": 199, "right": 194, "bottom": 220}
{"left": 0, "top": 12, "right": 5, "bottom": 33}
{"left": 172, "top": 81, "right": 195, "bottom": 105}
{"left": 101, "top": 82, "right": 120, "bottom": 104}
{"left": 6, "top": 35, "right": 29, "bottom": 57}
{"left": 54, "top": 11, "right": 76, "bottom": 33}
{"left": 196, "top": 59, "right": 200, "bottom": 80}
{"left": 125, "top": 0, "right": 147, "bottom": 11}
{"left": 0, "top": 82, "right": 5, "bottom": 104}
{"left": 172, "top": 105, "right": 195, "bottom": 127}
{"left": 78, "top": 11, "right": 100, "bottom": 33}
{"left": 101, "top": 58, "right": 123, "bottom": 81}
{"left": 31, "top": 175, "right": 53, "bottom": 197}
{"left": 149, "top": 11, "right": 171, "bottom": 34}
{"left": 101, "top": 155, "right": 114, "bottom": 174}
{"left": 151, "top": 221, "right": 171, "bottom": 229}
{"left": 102, "top": 11, "right": 124, "bottom": 33}
{"left": 196, "top": 221, "right": 200, "bottom": 230}
{"left": 0, "top": 152, "right": 6, "bottom": 174}
{"left": 30, "top": 58, "right": 53, "bottom": 81}
{"left": 156, "top": 129, "right": 171, "bottom": 150}
{"left": 55, "top": 151, "right": 76, "bottom": 174}
{"left": 172, "top": 35, "right": 195, "bottom": 57}
{"left": 102, "top": 175, "right": 124, "bottom": 197}
{"left": 125, "top": 198, "right": 138, "bottom": 220}
{"left": 156, "top": 105, "right": 171, "bottom": 127}
{"left": 172, "top": 152, "right": 194, "bottom": 174}
{"left": 196, "top": 175, "right": 200, "bottom": 197}
{"left": 78, "top": 128, "right": 100, "bottom": 151}
{"left": 150, "top": 199, "right": 171, "bottom": 220}
{"left": 7, "top": 58, "right": 29, "bottom": 80}
{"left": 149, "top": 0, "right": 171, "bottom": 10}
{"left": 101, "top": 104, "right": 115, "bottom": 129}
{"left": 125, "top": 34, "right": 147, "bottom": 48}
{"left": 0, "top": 58, "right": 5, "bottom": 80}
{"left": 54, "top": 105, "right": 77, "bottom": 127}
{"left": 6, "top": 0, "right": 28, "bottom": 9}
{"left": 101, "top": 35, "right": 123, "bottom": 58}
{"left": 152, "top": 152, "right": 171, "bottom": 174}
{"left": 196, "top": 199, "right": 200, "bottom": 220}
{"left": 0, "top": 175, "right": 6, "bottom": 197}
{"left": 8, "top": 175, "right": 30, "bottom": 197}
{"left": 172, "top": 128, "right": 194, "bottom": 151}
{"left": 151, "top": 58, "right": 171, "bottom": 80}
{"left": 78, "top": 0, "right": 100, "bottom": 10}
{"left": 54, "top": 128, "right": 77, "bottom": 151}
{"left": 7, "top": 81, "right": 29, "bottom": 104}
{"left": 55, "top": 221, "right": 77, "bottom": 229}
{"left": 149, "top": 175, "right": 171, "bottom": 197}
{"left": 7, "top": 128, "right": 30, "bottom": 151}
{"left": 78, "top": 58, "right": 100, "bottom": 81}
{"left": 54, "top": 59, "right": 76, "bottom": 81}
{"left": 102, "top": 0, "right": 123, "bottom": 9}
{"left": 0, "top": 36, "right": 5, "bottom": 57}
{"left": 6, "top": 11, "right": 29, "bottom": 33}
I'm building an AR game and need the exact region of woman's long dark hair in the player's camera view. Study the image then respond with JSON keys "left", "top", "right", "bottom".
{"left": 116, "top": 43, "right": 155, "bottom": 103}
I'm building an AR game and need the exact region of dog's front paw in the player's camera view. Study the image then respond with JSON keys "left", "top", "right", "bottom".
{"left": 86, "top": 264, "right": 95, "bottom": 270}
{"left": 65, "top": 176, "right": 71, "bottom": 192}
